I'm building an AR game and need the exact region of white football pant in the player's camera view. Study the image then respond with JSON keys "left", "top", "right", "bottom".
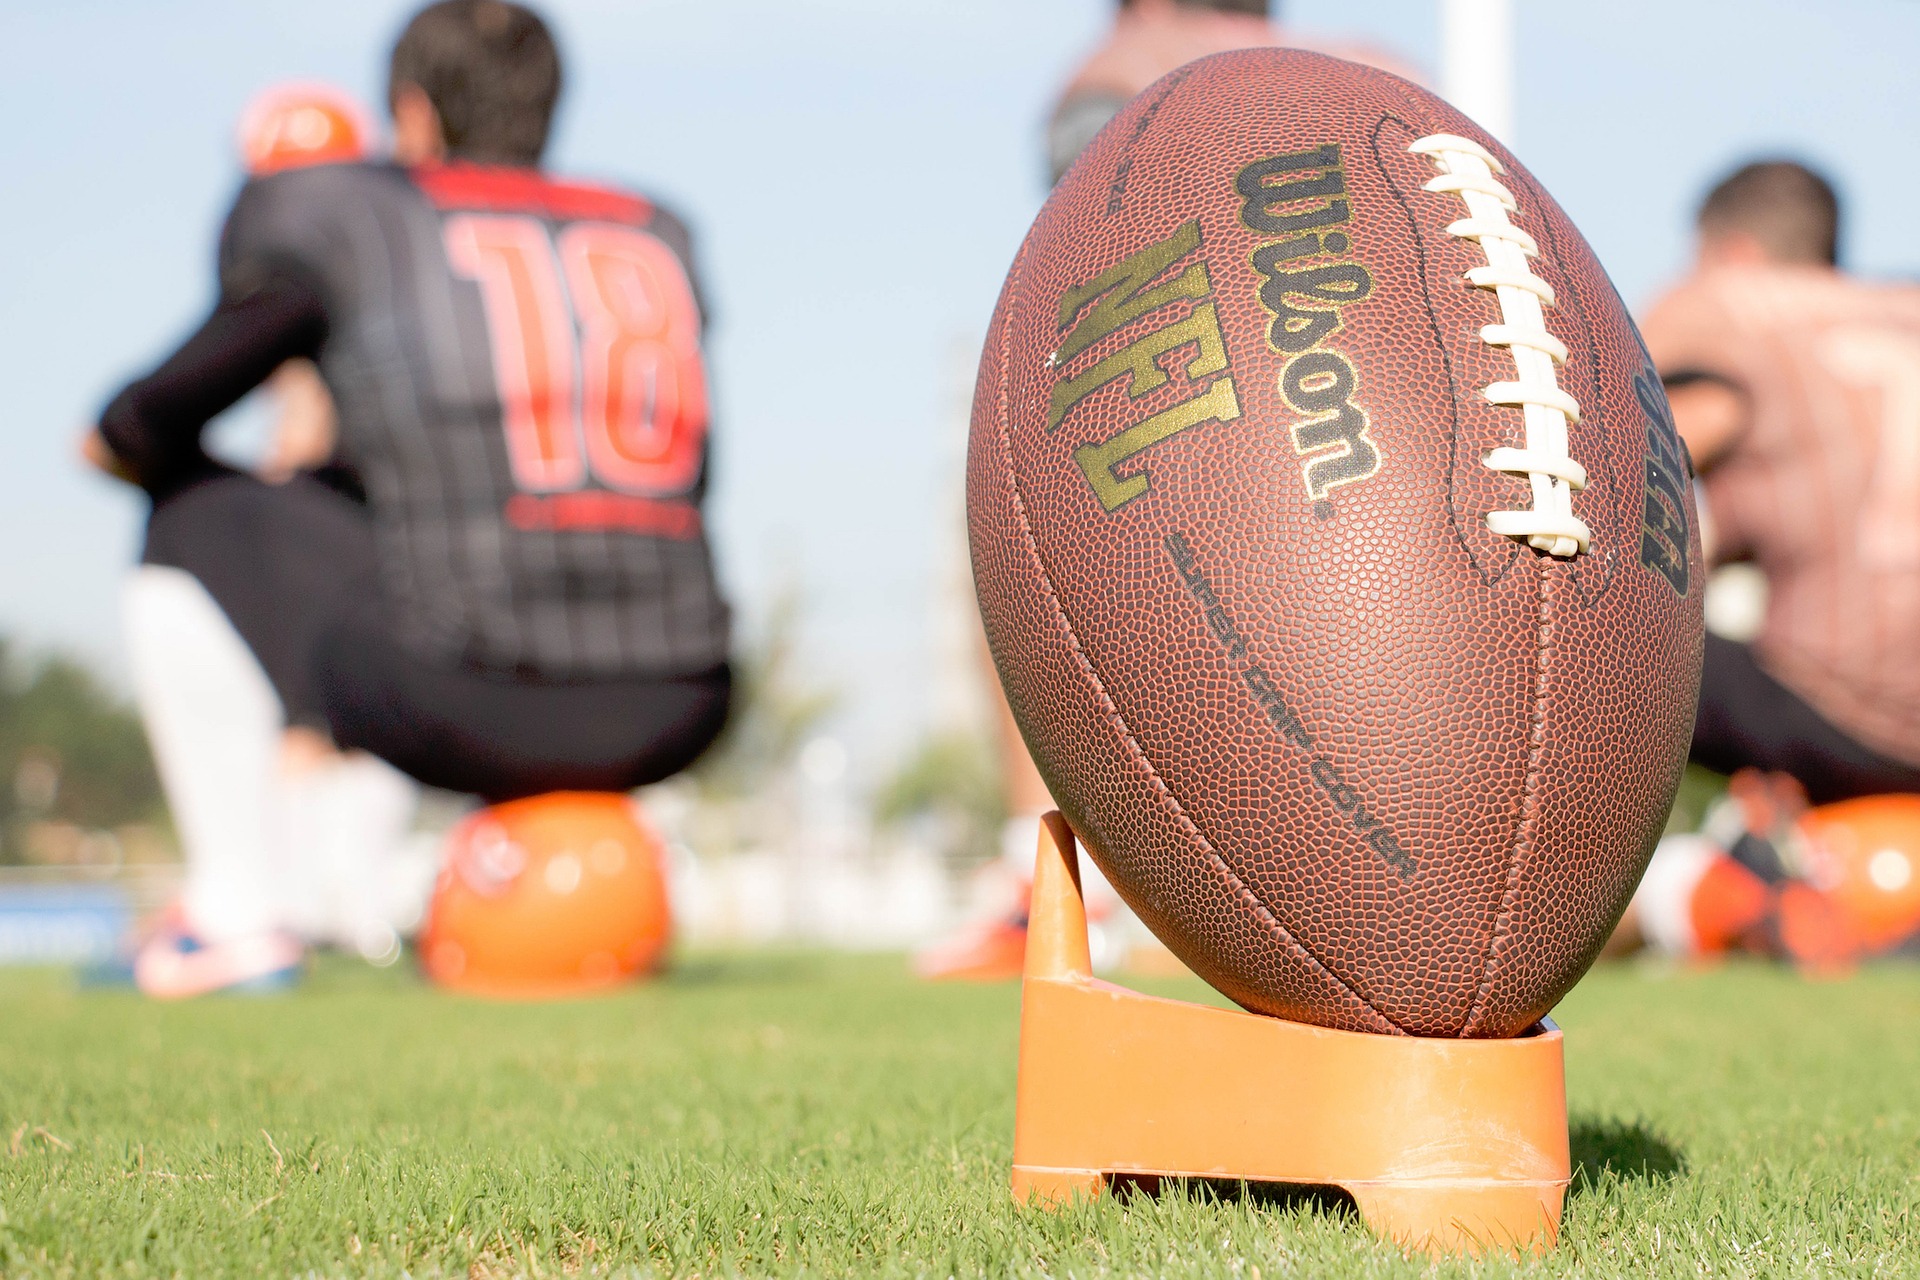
{"left": 124, "top": 565, "right": 421, "bottom": 949}
{"left": 1630, "top": 833, "right": 1720, "bottom": 957}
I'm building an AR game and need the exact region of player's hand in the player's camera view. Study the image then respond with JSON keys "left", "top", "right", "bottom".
{"left": 1665, "top": 377, "right": 1748, "bottom": 474}
{"left": 79, "top": 429, "right": 139, "bottom": 486}
{"left": 259, "top": 359, "right": 338, "bottom": 483}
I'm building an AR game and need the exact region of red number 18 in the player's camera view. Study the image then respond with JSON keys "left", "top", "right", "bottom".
{"left": 444, "top": 213, "right": 709, "bottom": 498}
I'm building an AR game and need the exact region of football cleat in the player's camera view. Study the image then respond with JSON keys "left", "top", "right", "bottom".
{"left": 1758, "top": 881, "right": 1860, "bottom": 973}
{"left": 914, "top": 890, "right": 1031, "bottom": 982}
{"left": 133, "top": 929, "right": 304, "bottom": 999}
{"left": 1689, "top": 854, "right": 1774, "bottom": 955}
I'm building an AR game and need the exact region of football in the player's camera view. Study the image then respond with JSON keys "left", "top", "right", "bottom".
{"left": 968, "top": 48, "right": 1705, "bottom": 1037}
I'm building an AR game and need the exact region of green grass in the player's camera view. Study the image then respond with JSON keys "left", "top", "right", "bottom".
{"left": 1, "top": 953, "right": 1916, "bottom": 1278}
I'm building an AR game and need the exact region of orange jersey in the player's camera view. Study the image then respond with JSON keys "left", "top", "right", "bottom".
{"left": 1643, "top": 265, "right": 1920, "bottom": 765}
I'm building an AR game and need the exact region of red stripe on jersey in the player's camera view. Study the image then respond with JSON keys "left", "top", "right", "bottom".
{"left": 414, "top": 162, "right": 654, "bottom": 224}
{"left": 504, "top": 492, "right": 702, "bottom": 539}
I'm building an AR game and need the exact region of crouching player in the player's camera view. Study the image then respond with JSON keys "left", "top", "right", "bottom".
{"left": 86, "top": 0, "right": 731, "bottom": 996}
{"left": 1620, "top": 160, "right": 1920, "bottom": 967}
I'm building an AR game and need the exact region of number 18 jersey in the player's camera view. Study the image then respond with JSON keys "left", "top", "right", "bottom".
{"left": 220, "top": 160, "right": 729, "bottom": 682}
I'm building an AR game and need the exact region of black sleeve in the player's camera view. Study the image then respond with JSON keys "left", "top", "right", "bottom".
{"left": 97, "top": 268, "right": 329, "bottom": 496}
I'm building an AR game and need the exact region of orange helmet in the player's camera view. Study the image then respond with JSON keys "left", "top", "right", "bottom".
{"left": 1797, "top": 794, "right": 1920, "bottom": 954}
{"left": 237, "top": 82, "right": 373, "bottom": 176}
{"left": 420, "top": 792, "right": 673, "bottom": 997}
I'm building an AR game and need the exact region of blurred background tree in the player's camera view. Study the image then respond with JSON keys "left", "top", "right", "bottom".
{"left": 668, "top": 584, "right": 840, "bottom": 860}
{"left": 0, "top": 636, "right": 165, "bottom": 865}
{"left": 873, "top": 730, "right": 1004, "bottom": 869}
{"left": 686, "top": 585, "right": 838, "bottom": 803}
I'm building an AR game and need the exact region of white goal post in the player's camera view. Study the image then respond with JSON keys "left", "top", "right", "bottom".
{"left": 1440, "top": 0, "right": 1515, "bottom": 145}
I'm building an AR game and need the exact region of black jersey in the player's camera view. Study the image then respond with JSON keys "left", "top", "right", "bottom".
{"left": 136, "top": 160, "right": 729, "bottom": 682}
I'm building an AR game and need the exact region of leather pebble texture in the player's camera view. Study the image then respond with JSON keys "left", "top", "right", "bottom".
{"left": 968, "top": 48, "right": 1705, "bottom": 1038}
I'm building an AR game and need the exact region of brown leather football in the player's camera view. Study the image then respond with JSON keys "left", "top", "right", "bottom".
{"left": 968, "top": 49, "right": 1704, "bottom": 1037}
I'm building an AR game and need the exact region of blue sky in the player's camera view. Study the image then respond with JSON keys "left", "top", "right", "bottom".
{"left": 5, "top": 0, "right": 1920, "bottom": 771}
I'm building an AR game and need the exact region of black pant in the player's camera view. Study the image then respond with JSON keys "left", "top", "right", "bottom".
{"left": 1693, "top": 632, "right": 1920, "bottom": 805}
{"left": 143, "top": 471, "right": 730, "bottom": 802}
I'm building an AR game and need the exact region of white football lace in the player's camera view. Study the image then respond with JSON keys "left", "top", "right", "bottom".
{"left": 1409, "top": 133, "right": 1589, "bottom": 558}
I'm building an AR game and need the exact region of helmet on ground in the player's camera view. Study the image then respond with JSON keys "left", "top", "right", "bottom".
{"left": 237, "top": 82, "right": 373, "bottom": 176}
{"left": 420, "top": 792, "right": 673, "bottom": 996}
{"left": 1797, "top": 794, "right": 1920, "bottom": 954}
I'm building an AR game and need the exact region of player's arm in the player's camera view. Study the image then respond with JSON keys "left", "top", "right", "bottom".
{"left": 1640, "top": 285, "right": 1752, "bottom": 474}
{"left": 87, "top": 266, "right": 329, "bottom": 495}
{"left": 1660, "top": 369, "right": 1749, "bottom": 474}
{"left": 258, "top": 358, "right": 339, "bottom": 483}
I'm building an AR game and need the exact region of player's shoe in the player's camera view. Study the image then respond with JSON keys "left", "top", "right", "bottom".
{"left": 77, "top": 897, "right": 190, "bottom": 988}
{"left": 913, "top": 889, "right": 1030, "bottom": 982}
{"left": 1706, "top": 768, "right": 1813, "bottom": 882}
{"left": 1634, "top": 833, "right": 1763, "bottom": 957}
{"left": 1708, "top": 770, "right": 1862, "bottom": 969}
{"left": 1686, "top": 851, "right": 1774, "bottom": 954}
{"left": 1757, "top": 881, "right": 1859, "bottom": 973}
{"left": 912, "top": 887, "right": 1133, "bottom": 980}
{"left": 1634, "top": 769, "right": 1865, "bottom": 970}
{"left": 915, "top": 812, "right": 1139, "bottom": 981}
{"left": 132, "top": 929, "right": 305, "bottom": 999}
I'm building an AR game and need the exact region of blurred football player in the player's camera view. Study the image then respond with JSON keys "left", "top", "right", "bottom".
{"left": 1624, "top": 159, "right": 1920, "bottom": 966}
{"left": 86, "top": 1, "right": 731, "bottom": 996}
{"left": 1047, "top": 0, "right": 1415, "bottom": 186}
{"left": 81, "top": 80, "right": 404, "bottom": 994}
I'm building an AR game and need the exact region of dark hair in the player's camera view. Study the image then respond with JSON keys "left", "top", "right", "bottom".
{"left": 389, "top": 0, "right": 562, "bottom": 167}
{"left": 1697, "top": 159, "right": 1840, "bottom": 266}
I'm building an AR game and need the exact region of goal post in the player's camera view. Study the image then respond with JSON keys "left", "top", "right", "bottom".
{"left": 1440, "top": 0, "right": 1515, "bottom": 146}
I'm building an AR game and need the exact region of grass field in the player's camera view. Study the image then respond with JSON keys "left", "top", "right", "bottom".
{"left": 1, "top": 953, "right": 1916, "bottom": 1278}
